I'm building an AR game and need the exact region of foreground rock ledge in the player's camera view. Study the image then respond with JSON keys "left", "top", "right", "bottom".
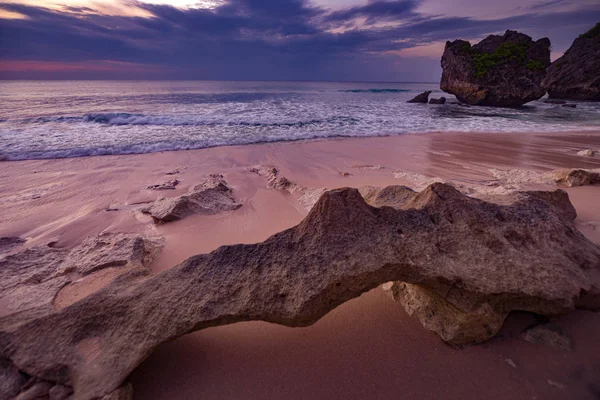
{"left": 2, "top": 183, "right": 600, "bottom": 399}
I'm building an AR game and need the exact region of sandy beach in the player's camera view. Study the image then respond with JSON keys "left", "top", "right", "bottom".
{"left": 1, "top": 130, "right": 600, "bottom": 399}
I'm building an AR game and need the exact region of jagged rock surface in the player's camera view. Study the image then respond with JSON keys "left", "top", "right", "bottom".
{"left": 441, "top": 30, "right": 551, "bottom": 106}
{"left": 141, "top": 174, "right": 241, "bottom": 223}
{"left": 407, "top": 91, "right": 431, "bottom": 103}
{"left": 543, "top": 23, "right": 600, "bottom": 100}
{"left": 552, "top": 169, "right": 600, "bottom": 187}
{"left": 1, "top": 233, "right": 163, "bottom": 398}
{"left": 429, "top": 97, "right": 447, "bottom": 104}
{"left": 0, "top": 237, "right": 26, "bottom": 255}
{"left": 1, "top": 183, "right": 599, "bottom": 399}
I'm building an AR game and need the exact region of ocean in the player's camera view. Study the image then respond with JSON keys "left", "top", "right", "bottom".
{"left": 1, "top": 80, "right": 599, "bottom": 161}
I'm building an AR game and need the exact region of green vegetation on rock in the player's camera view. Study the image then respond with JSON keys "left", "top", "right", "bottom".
{"left": 468, "top": 42, "right": 530, "bottom": 78}
{"left": 579, "top": 22, "right": 600, "bottom": 39}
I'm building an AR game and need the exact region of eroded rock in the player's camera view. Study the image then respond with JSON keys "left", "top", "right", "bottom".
{"left": 552, "top": 169, "right": 600, "bottom": 187}
{"left": 141, "top": 175, "right": 241, "bottom": 223}
{"left": 407, "top": 91, "right": 431, "bottom": 103}
{"left": 146, "top": 179, "right": 180, "bottom": 191}
{"left": 0, "top": 233, "right": 164, "bottom": 325}
{"left": 521, "top": 323, "right": 572, "bottom": 352}
{"left": 250, "top": 166, "right": 326, "bottom": 210}
{"left": 543, "top": 23, "right": 600, "bottom": 100}
{"left": 0, "top": 237, "right": 26, "bottom": 255}
{"left": 441, "top": 30, "right": 551, "bottom": 106}
{"left": 1, "top": 183, "right": 599, "bottom": 399}
{"left": 429, "top": 97, "right": 447, "bottom": 105}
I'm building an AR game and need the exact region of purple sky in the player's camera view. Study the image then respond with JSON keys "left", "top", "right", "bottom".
{"left": 0, "top": 0, "right": 599, "bottom": 81}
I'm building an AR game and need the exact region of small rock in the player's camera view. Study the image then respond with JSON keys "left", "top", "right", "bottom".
{"left": 339, "top": 172, "right": 352, "bottom": 177}
{"left": 146, "top": 179, "right": 180, "bottom": 191}
{"left": 553, "top": 169, "right": 600, "bottom": 187}
{"left": 521, "top": 323, "right": 572, "bottom": 352}
{"left": 142, "top": 175, "right": 241, "bottom": 223}
{"left": 577, "top": 149, "right": 597, "bottom": 157}
{"left": 562, "top": 104, "right": 577, "bottom": 108}
{"left": 165, "top": 169, "right": 181, "bottom": 175}
{"left": 505, "top": 358, "right": 517, "bottom": 368}
{"left": 407, "top": 91, "right": 432, "bottom": 103}
{"left": 429, "top": 97, "right": 447, "bottom": 105}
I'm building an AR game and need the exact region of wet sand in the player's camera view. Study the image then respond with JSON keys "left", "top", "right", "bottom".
{"left": 1, "top": 130, "right": 600, "bottom": 399}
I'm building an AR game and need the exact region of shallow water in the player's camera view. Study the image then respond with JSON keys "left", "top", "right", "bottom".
{"left": 1, "top": 80, "right": 599, "bottom": 160}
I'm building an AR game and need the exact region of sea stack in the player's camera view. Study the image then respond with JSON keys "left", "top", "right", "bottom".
{"left": 543, "top": 22, "right": 600, "bottom": 100}
{"left": 440, "top": 30, "right": 551, "bottom": 107}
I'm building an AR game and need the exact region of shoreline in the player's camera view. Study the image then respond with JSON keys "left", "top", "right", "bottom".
{"left": 3, "top": 128, "right": 600, "bottom": 163}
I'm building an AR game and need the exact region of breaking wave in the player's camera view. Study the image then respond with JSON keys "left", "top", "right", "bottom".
{"left": 19, "top": 113, "right": 360, "bottom": 127}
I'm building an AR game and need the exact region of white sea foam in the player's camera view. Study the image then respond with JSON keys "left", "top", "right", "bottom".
{"left": 1, "top": 81, "right": 599, "bottom": 160}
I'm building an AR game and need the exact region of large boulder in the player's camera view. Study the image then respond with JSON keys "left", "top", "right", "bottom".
{"left": 1, "top": 183, "right": 599, "bottom": 398}
{"left": 543, "top": 23, "right": 600, "bottom": 100}
{"left": 440, "top": 30, "right": 551, "bottom": 106}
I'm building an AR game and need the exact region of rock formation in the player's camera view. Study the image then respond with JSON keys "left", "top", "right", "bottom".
{"left": 407, "top": 91, "right": 431, "bottom": 103}
{"left": 429, "top": 97, "right": 447, "bottom": 104}
{"left": 440, "top": 30, "right": 551, "bottom": 106}
{"left": 552, "top": 169, "right": 600, "bottom": 187}
{"left": 543, "top": 23, "right": 600, "bottom": 100}
{"left": 521, "top": 323, "right": 572, "bottom": 352}
{"left": 141, "top": 174, "right": 241, "bottom": 223}
{"left": 2, "top": 183, "right": 599, "bottom": 398}
{"left": 145, "top": 179, "right": 180, "bottom": 191}
{"left": 249, "top": 166, "right": 327, "bottom": 211}
{"left": 1, "top": 233, "right": 163, "bottom": 399}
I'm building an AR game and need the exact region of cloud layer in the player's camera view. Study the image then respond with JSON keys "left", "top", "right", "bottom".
{"left": 0, "top": 0, "right": 599, "bottom": 81}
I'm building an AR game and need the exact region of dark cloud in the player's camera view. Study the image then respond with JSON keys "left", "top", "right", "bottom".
{"left": 324, "top": 0, "right": 418, "bottom": 24}
{"left": 0, "top": 0, "right": 599, "bottom": 81}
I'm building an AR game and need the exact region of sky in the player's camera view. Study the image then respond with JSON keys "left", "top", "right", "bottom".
{"left": 0, "top": 0, "right": 599, "bottom": 81}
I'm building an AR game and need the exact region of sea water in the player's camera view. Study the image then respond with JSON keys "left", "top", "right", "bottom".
{"left": 1, "top": 80, "right": 599, "bottom": 160}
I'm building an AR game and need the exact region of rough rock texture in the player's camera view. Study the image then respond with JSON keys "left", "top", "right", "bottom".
{"left": 250, "top": 166, "right": 327, "bottom": 211}
{"left": 145, "top": 179, "right": 179, "bottom": 191}
{"left": 1, "top": 357, "right": 27, "bottom": 399}
{"left": 0, "top": 237, "right": 26, "bottom": 256}
{"left": 521, "top": 323, "right": 573, "bottom": 352}
{"left": 384, "top": 282, "right": 506, "bottom": 346}
{"left": 441, "top": 30, "right": 551, "bottom": 106}
{"left": 429, "top": 97, "right": 447, "bottom": 104}
{"left": 552, "top": 169, "right": 600, "bottom": 187}
{"left": 363, "top": 184, "right": 596, "bottom": 345}
{"left": 542, "top": 23, "right": 600, "bottom": 100}
{"left": 141, "top": 174, "right": 241, "bottom": 223}
{"left": 249, "top": 166, "right": 301, "bottom": 192}
{"left": 1, "top": 183, "right": 599, "bottom": 398}
{"left": 407, "top": 91, "right": 431, "bottom": 103}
